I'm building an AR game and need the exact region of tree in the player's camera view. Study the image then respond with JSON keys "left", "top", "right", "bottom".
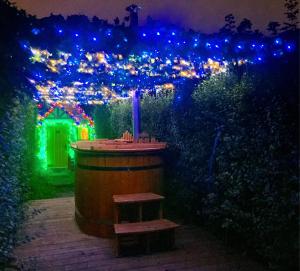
{"left": 237, "top": 18, "right": 252, "bottom": 34}
{"left": 219, "top": 14, "right": 236, "bottom": 34}
{"left": 92, "top": 16, "right": 108, "bottom": 28}
{"left": 253, "top": 29, "right": 263, "bottom": 38}
{"left": 267, "top": 21, "right": 281, "bottom": 35}
{"left": 114, "top": 17, "right": 120, "bottom": 26}
{"left": 66, "top": 15, "right": 90, "bottom": 28}
{"left": 0, "top": 0, "right": 33, "bottom": 101}
{"left": 125, "top": 4, "right": 140, "bottom": 27}
{"left": 282, "top": 0, "right": 299, "bottom": 31}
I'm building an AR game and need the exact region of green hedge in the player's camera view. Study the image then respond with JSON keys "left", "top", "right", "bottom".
{"left": 0, "top": 93, "right": 35, "bottom": 266}
{"left": 100, "top": 70, "right": 298, "bottom": 270}
{"left": 190, "top": 72, "right": 297, "bottom": 270}
{"left": 102, "top": 91, "right": 174, "bottom": 139}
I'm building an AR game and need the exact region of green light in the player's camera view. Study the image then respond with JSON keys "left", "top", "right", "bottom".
{"left": 36, "top": 118, "right": 95, "bottom": 172}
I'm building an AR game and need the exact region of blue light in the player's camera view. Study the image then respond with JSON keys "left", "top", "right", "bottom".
{"left": 26, "top": 24, "right": 297, "bottom": 107}
{"left": 20, "top": 41, "right": 28, "bottom": 49}
{"left": 31, "top": 28, "right": 40, "bottom": 35}
{"left": 274, "top": 38, "right": 282, "bottom": 45}
{"left": 286, "top": 43, "right": 294, "bottom": 52}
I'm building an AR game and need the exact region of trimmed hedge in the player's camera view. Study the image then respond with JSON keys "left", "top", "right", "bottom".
{"left": 0, "top": 93, "right": 35, "bottom": 266}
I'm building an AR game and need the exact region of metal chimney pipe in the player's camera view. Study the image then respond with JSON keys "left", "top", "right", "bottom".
{"left": 132, "top": 90, "right": 140, "bottom": 142}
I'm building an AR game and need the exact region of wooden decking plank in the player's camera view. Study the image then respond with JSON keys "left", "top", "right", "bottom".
{"left": 84, "top": 254, "right": 231, "bottom": 271}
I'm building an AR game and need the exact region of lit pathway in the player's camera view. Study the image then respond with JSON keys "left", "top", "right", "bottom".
{"left": 14, "top": 197, "right": 265, "bottom": 271}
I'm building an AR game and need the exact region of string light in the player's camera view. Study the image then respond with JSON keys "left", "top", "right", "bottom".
{"left": 28, "top": 47, "right": 229, "bottom": 106}
{"left": 36, "top": 116, "right": 95, "bottom": 171}
{"left": 22, "top": 25, "right": 296, "bottom": 127}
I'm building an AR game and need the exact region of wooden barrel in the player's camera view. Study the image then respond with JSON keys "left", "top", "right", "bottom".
{"left": 72, "top": 141, "right": 166, "bottom": 238}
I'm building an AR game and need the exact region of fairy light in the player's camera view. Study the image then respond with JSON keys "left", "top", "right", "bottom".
{"left": 23, "top": 26, "right": 296, "bottom": 139}
{"left": 28, "top": 47, "right": 229, "bottom": 106}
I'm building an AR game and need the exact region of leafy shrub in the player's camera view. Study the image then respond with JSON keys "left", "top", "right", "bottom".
{"left": 93, "top": 105, "right": 113, "bottom": 139}
{"left": 193, "top": 72, "right": 298, "bottom": 270}
{"left": 106, "top": 92, "right": 174, "bottom": 139}
{"left": 0, "top": 93, "right": 35, "bottom": 266}
{"left": 108, "top": 99, "right": 132, "bottom": 138}
{"left": 140, "top": 92, "right": 174, "bottom": 140}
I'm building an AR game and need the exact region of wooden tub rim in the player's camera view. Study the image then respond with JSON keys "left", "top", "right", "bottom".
{"left": 71, "top": 144, "right": 167, "bottom": 156}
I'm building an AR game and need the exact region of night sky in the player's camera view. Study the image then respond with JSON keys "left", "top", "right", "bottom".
{"left": 14, "top": 0, "right": 285, "bottom": 33}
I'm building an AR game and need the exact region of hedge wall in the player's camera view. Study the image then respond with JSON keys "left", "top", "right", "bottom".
{"left": 0, "top": 93, "right": 36, "bottom": 267}
{"left": 98, "top": 67, "right": 298, "bottom": 270}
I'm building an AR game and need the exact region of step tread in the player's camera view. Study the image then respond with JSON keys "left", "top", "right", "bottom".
{"left": 114, "top": 219, "right": 179, "bottom": 235}
{"left": 113, "top": 193, "right": 164, "bottom": 204}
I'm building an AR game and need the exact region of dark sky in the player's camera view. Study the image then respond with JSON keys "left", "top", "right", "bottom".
{"left": 14, "top": 0, "right": 285, "bottom": 33}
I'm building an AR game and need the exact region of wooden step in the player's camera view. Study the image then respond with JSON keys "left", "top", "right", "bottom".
{"left": 113, "top": 193, "right": 164, "bottom": 205}
{"left": 114, "top": 219, "right": 178, "bottom": 235}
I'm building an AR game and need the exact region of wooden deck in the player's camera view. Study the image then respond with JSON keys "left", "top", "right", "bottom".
{"left": 14, "top": 197, "right": 264, "bottom": 271}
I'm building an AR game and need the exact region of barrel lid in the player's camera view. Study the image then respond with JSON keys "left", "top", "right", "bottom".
{"left": 71, "top": 140, "right": 167, "bottom": 153}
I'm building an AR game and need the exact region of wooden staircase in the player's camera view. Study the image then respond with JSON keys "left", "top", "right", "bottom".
{"left": 113, "top": 193, "right": 179, "bottom": 256}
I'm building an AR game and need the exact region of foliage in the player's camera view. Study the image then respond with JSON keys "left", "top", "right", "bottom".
{"left": 28, "top": 173, "right": 74, "bottom": 200}
{"left": 105, "top": 92, "right": 174, "bottom": 140}
{"left": 267, "top": 22, "right": 281, "bottom": 36}
{"left": 219, "top": 14, "right": 236, "bottom": 35}
{"left": 0, "top": 0, "right": 33, "bottom": 105}
{"left": 237, "top": 18, "right": 253, "bottom": 34}
{"left": 283, "top": 0, "right": 299, "bottom": 31}
{"left": 140, "top": 92, "right": 174, "bottom": 139}
{"left": 193, "top": 71, "right": 298, "bottom": 270}
{"left": 0, "top": 93, "right": 35, "bottom": 266}
{"left": 108, "top": 99, "right": 132, "bottom": 138}
{"left": 93, "top": 105, "right": 113, "bottom": 139}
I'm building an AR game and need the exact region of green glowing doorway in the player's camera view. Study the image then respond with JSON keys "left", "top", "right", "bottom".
{"left": 47, "top": 124, "right": 69, "bottom": 168}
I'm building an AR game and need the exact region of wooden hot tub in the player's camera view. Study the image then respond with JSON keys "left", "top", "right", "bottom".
{"left": 71, "top": 140, "right": 167, "bottom": 238}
